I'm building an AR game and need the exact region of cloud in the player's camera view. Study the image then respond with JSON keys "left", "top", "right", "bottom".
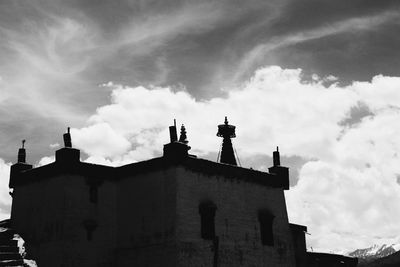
{"left": 287, "top": 118, "right": 400, "bottom": 251}
{"left": 2, "top": 1, "right": 400, "bottom": 165}
{"left": 233, "top": 11, "right": 400, "bottom": 83}
{"left": 0, "top": 65, "right": 400, "bottom": 251}
{"left": 0, "top": 159, "right": 12, "bottom": 220}
{"left": 37, "top": 156, "right": 55, "bottom": 167}
{"left": 72, "top": 123, "right": 131, "bottom": 158}
{"left": 49, "top": 143, "right": 60, "bottom": 149}
{"left": 2, "top": 0, "right": 400, "bottom": 252}
{"left": 67, "top": 66, "right": 400, "bottom": 253}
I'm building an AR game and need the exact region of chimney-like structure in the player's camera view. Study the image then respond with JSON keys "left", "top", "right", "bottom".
{"left": 63, "top": 127, "right": 72, "bottom": 148}
{"left": 217, "top": 117, "right": 237, "bottom": 166}
{"left": 56, "top": 127, "right": 80, "bottom": 163}
{"left": 268, "top": 147, "right": 289, "bottom": 190}
{"left": 273, "top": 146, "right": 281, "bottom": 166}
{"left": 9, "top": 140, "right": 33, "bottom": 188}
{"left": 163, "top": 120, "right": 190, "bottom": 160}
{"left": 169, "top": 120, "right": 178, "bottom": 143}
{"left": 17, "top": 140, "right": 26, "bottom": 163}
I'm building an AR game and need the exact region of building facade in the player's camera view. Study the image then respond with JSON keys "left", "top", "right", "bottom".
{"left": 8, "top": 120, "right": 357, "bottom": 267}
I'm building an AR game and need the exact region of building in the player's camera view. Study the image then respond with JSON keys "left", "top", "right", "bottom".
{"left": 8, "top": 118, "right": 357, "bottom": 266}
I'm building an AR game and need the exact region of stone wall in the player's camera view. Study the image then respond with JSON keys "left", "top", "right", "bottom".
{"left": 116, "top": 167, "right": 178, "bottom": 267}
{"left": 175, "top": 166, "right": 296, "bottom": 267}
{"left": 10, "top": 162, "right": 297, "bottom": 267}
{"left": 11, "top": 175, "right": 117, "bottom": 267}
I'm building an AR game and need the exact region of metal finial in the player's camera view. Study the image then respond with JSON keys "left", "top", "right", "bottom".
{"left": 67, "top": 127, "right": 70, "bottom": 134}
{"left": 217, "top": 117, "right": 237, "bottom": 166}
{"left": 179, "top": 124, "right": 188, "bottom": 144}
{"left": 276, "top": 146, "right": 279, "bottom": 152}
{"left": 22, "top": 140, "right": 25, "bottom": 149}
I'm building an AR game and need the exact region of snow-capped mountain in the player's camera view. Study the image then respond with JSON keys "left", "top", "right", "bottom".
{"left": 348, "top": 244, "right": 399, "bottom": 264}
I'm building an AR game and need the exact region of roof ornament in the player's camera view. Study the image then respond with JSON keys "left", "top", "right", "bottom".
{"left": 179, "top": 124, "right": 188, "bottom": 144}
{"left": 63, "top": 127, "right": 72, "bottom": 148}
{"left": 17, "top": 139, "right": 26, "bottom": 163}
{"left": 217, "top": 116, "right": 238, "bottom": 166}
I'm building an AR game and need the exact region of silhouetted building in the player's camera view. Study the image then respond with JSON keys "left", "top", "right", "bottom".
{"left": 8, "top": 118, "right": 357, "bottom": 266}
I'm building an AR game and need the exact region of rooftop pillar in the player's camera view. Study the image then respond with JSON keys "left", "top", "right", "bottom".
{"left": 268, "top": 147, "right": 289, "bottom": 190}
{"left": 56, "top": 127, "right": 80, "bottom": 163}
{"left": 9, "top": 140, "right": 32, "bottom": 188}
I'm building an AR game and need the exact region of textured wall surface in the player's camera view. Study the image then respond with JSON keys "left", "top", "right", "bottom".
{"left": 11, "top": 175, "right": 117, "bottom": 267}
{"left": 175, "top": 166, "right": 296, "bottom": 267}
{"left": 10, "top": 163, "right": 296, "bottom": 267}
{"left": 116, "top": 168, "right": 178, "bottom": 267}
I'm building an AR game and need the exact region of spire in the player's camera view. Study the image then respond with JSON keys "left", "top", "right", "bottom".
{"left": 17, "top": 140, "right": 26, "bottom": 163}
{"left": 217, "top": 117, "right": 237, "bottom": 166}
{"left": 63, "top": 127, "right": 72, "bottom": 148}
{"left": 273, "top": 146, "right": 280, "bottom": 166}
{"left": 179, "top": 124, "right": 188, "bottom": 144}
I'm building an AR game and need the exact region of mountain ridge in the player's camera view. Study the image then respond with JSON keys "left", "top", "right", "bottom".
{"left": 348, "top": 244, "right": 398, "bottom": 266}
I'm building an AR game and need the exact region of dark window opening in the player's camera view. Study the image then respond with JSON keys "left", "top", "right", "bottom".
{"left": 199, "top": 202, "right": 217, "bottom": 240}
{"left": 258, "top": 210, "right": 274, "bottom": 246}
{"left": 83, "top": 219, "right": 97, "bottom": 241}
{"left": 89, "top": 185, "right": 98, "bottom": 203}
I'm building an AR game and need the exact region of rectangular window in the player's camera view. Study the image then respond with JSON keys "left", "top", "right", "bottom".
{"left": 258, "top": 210, "right": 274, "bottom": 246}
{"left": 199, "top": 202, "right": 217, "bottom": 240}
{"left": 89, "top": 185, "right": 98, "bottom": 203}
{"left": 83, "top": 219, "right": 97, "bottom": 241}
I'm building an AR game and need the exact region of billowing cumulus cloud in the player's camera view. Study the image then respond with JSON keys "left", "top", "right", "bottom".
{"left": 0, "top": 159, "right": 12, "bottom": 220}
{"left": 1, "top": 0, "right": 400, "bottom": 163}
{"left": 1, "top": 65, "right": 400, "bottom": 251}
{"left": 68, "top": 66, "right": 400, "bottom": 253}
{"left": 2, "top": 0, "right": 400, "bottom": 255}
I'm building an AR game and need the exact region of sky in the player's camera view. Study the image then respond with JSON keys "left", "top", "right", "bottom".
{"left": 1, "top": 0, "right": 400, "bottom": 253}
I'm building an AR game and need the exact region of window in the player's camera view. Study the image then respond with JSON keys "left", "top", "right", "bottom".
{"left": 89, "top": 185, "right": 98, "bottom": 203}
{"left": 199, "top": 202, "right": 217, "bottom": 240}
{"left": 83, "top": 219, "right": 97, "bottom": 241}
{"left": 258, "top": 210, "right": 274, "bottom": 246}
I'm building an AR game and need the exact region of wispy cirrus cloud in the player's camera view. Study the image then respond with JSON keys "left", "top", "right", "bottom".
{"left": 233, "top": 11, "right": 400, "bottom": 84}
{"left": 2, "top": 0, "right": 400, "bottom": 253}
